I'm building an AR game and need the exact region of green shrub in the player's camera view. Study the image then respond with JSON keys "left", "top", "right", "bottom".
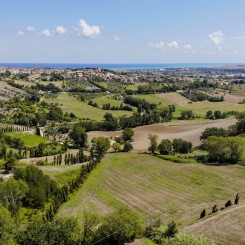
{"left": 157, "top": 155, "right": 196, "bottom": 164}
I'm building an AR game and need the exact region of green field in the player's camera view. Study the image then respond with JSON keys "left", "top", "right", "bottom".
{"left": 125, "top": 84, "right": 139, "bottom": 91}
{"left": 133, "top": 93, "right": 245, "bottom": 117}
{"left": 15, "top": 80, "right": 34, "bottom": 87}
{"left": 39, "top": 80, "right": 64, "bottom": 88}
{"left": 180, "top": 102, "right": 245, "bottom": 117}
{"left": 39, "top": 164, "right": 82, "bottom": 187}
{"left": 57, "top": 152, "right": 245, "bottom": 226}
{"left": 5, "top": 132, "right": 51, "bottom": 147}
{"left": 44, "top": 93, "right": 133, "bottom": 121}
{"left": 92, "top": 95, "right": 125, "bottom": 108}
{"left": 133, "top": 94, "right": 172, "bottom": 108}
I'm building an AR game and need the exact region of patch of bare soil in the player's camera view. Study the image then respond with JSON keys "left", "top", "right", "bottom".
{"left": 184, "top": 204, "right": 245, "bottom": 245}
{"left": 224, "top": 93, "right": 245, "bottom": 104}
{"left": 0, "top": 172, "right": 13, "bottom": 181}
{"left": 88, "top": 118, "right": 236, "bottom": 152}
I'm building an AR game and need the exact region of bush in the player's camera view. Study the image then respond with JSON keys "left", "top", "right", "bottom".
{"left": 157, "top": 155, "right": 196, "bottom": 164}
{"left": 122, "top": 128, "right": 134, "bottom": 141}
{"left": 112, "top": 142, "right": 121, "bottom": 152}
{"left": 200, "top": 127, "right": 229, "bottom": 140}
{"left": 94, "top": 208, "right": 144, "bottom": 245}
{"left": 165, "top": 221, "right": 178, "bottom": 238}
{"left": 163, "top": 232, "right": 215, "bottom": 245}
{"left": 212, "top": 205, "right": 218, "bottom": 213}
{"left": 123, "top": 141, "right": 133, "bottom": 152}
{"left": 180, "top": 110, "right": 195, "bottom": 120}
{"left": 172, "top": 139, "right": 192, "bottom": 154}
{"left": 158, "top": 139, "right": 172, "bottom": 155}
{"left": 4, "top": 156, "right": 16, "bottom": 173}
{"left": 36, "top": 160, "right": 49, "bottom": 166}
{"left": 204, "top": 136, "right": 243, "bottom": 163}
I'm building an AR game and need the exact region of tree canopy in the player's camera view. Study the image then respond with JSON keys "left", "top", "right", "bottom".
{"left": 69, "top": 124, "right": 87, "bottom": 147}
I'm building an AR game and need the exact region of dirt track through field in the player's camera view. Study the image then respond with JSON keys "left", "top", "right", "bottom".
{"left": 88, "top": 118, "right": 236, "bottom": 151}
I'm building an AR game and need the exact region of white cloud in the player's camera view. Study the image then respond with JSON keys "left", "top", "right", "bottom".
{"left": 40, "top": 29, "right": 53, "bottom": 37}
{"left": 76, "top": 19, "right": 100, "bottom": 38}
{"left": 209, "top": 31, "right": 224, "bottom": 46}
{"left": 113, "top": 36, "right": 120, "bottom": 41}
{"left": 167, "top": 40, "right": 179, "bottom": 49}
{"left": 113, "top": 36, "right": 123, "bottom": 41}
{"left": 16, "top": 31, "right": 24, "bottom": 37}
{"left": 26, "top": 26, "right": 35, "bottom": 32}
{"left": 55, "top": 26, "right": 67, "bottom": 34}
{"left": 113, "top": 35, "right": 125, "bottom": 41}
{"left": 149, "top": 41, "right": 165, "bottom": 50}
{"left": 184, "top": 44, "right": 192, "bottom": 51}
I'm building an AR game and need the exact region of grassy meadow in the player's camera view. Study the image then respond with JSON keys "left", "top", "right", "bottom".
{"left": 39, "top": 164, "right": 82, "bottom": 187}
{"left": 57, "top": 152, "right": 245, "bottom": 226}
{"left": 228, "top": 84, "right": 245, "bottom": 96}
{"left": 92, "top": 95, "right": 125, "bottom": 108}
{"left": 44, "top": 93, "right": 133, "bottom": 121}
{"left": 5, "top": 132, "right": 51, "bottom": 147}
{"left": 133, "top": 92, "right": 245, "bottom": 117}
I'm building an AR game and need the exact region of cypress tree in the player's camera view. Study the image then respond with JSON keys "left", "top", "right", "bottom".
{"left": 235, "top": 194, "right": 240, "bottom": 205}
{"left": 200, "top": 209, "right": 206, "bottom": 218}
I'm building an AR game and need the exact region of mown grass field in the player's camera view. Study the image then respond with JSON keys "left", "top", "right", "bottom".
{"left": 57, "top": 152, "right": 245, "bottom": 227}
{"left": 5, "top": 132, "right": 51, "bottom": 147}
{"left": 185, "top": 204, "right": 245, "bottom": 245}
{"left": 44, "top": 93, "right": 133, "bottom": 121}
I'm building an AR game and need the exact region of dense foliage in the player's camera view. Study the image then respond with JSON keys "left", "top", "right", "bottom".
{"left": 204, "top": 136, "right": 243, "bottom": 163}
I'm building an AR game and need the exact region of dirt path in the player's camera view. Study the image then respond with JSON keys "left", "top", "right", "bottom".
{"left": 88, "top": 118, "right": 236, "bottom": 151}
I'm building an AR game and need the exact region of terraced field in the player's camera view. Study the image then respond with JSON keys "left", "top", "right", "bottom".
{"left": 57, "top": 153, "right": 245, "bottom": 228}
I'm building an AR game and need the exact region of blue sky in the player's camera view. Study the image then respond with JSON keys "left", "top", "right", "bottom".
{"left": 1, "top": 0, "right": 245, "bottom": 63}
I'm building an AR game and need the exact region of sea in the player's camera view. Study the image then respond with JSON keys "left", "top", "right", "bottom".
{"left": 0, "top": 63, "right": 243, "bottom": 70}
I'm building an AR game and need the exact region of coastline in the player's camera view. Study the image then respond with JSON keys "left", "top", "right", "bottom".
{"left": 0, "top": 63, "right": 244, "bottom": 70}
